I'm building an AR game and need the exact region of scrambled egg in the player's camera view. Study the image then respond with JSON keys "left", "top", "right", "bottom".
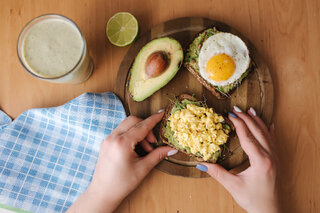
{"left": 168, "top": 104, "right": 229, "bottom": 161}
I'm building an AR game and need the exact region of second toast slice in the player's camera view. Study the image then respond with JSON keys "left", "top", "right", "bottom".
{"left": 159, "top": 94, "right": 234, "bottom": 163}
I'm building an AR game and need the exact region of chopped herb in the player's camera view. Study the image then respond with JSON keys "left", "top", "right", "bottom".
{"left": 223, "top": 123, "right": 231, "bottom": 131}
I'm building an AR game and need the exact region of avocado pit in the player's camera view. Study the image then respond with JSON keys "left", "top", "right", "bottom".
{"left": 145, "top": 51, "right": 169, "bottom": 78}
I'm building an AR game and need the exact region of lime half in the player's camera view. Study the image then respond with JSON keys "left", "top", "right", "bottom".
{"left": 106, "top": 12, "right": 139, "bottom": 47}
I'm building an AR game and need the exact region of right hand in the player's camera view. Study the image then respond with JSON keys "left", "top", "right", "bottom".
{"left": 196, "top": 106, "right": 279, "bottom": 213}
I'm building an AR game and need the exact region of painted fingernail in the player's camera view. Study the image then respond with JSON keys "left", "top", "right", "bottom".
{"left": 249, "top": 107, "right": 257, "bottom": 116}
{"left": 233, "top": 106, "right": 242, "bottom": 112}
{"left": 167, "top": 149, "right": 178, "bottom": 156}
{"left": 157, "top": 109, "right": 164, "bottom": 113}
{"left": 228, "top": 112, "right": 237, "bottom": 118}
{"left": 196, "top": 164, "right": 208, "bottom": 172}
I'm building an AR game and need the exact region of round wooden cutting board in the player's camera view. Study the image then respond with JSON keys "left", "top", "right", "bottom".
{"left": 115, "top": 17, "right": 273, "bottom": 178}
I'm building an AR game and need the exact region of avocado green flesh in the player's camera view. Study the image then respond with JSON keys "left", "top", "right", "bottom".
{"left": 129, "top": 37, "right": 183, "bottom": 102}
{"left": 185, "top": 28, "right": 252, "bottom": 94}
{"left": 164, "top": 99, "right": 231, "bottom": 162}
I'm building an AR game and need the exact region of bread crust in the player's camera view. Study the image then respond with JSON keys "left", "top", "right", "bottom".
{"left": 159, "top": 94, "right": 234, "bottom": 163}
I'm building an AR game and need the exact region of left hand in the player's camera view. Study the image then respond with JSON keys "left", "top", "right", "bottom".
{"left": 67, "top": 110, "right": 177, "bottom": 213}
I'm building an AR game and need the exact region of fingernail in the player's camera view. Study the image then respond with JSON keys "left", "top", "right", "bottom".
{"left": 233, "top": 106, "right": 242, "bottom": 112}
{"left": 249, "top": 107, "right": 256, "bottom": 116}
{"left": 271, "top": 123, "right": 275, "bottom": 130}
{"left": 228, "top": 112, "right": 237, "bottom": 118}
{"left": 167, "top": 149, "right": 178, "bottom": 156}
{"left": 196, "top": 164, "right": 208, "bottom": 172}
{"left": 157, "top": 109, "right": 164, "bottom": 113}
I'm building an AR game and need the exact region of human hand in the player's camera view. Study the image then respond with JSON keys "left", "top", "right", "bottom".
{"left": 67, "top": 110, "right": 177, "bottom": 213}
{"left": 196, "top": 106, "right": 279, "bottom": 213}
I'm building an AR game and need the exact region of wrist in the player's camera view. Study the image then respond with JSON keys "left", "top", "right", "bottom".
{"left": 86, "top": 183, "right": 125, "bottom": 212}
{"left": 246, "top": 200, "right": 279, "bottom": 213}
{"left": 67, "top": 186, "right": 121, "bottom": 213}
{"left": 247, "top": 207, "right": 279, "bottom": 213}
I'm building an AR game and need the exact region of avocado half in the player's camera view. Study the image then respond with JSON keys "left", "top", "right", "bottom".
{"left": 128, "top": 37, "right": 183, "bottom": 102}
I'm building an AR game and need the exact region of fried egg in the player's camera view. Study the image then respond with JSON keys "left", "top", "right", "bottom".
{"left": 198, "top": 32, "right": 250, "bottom": 87}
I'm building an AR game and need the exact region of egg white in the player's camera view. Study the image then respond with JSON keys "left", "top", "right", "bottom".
{"left": 198, "top": 32, "right": 250, "bottom": 87}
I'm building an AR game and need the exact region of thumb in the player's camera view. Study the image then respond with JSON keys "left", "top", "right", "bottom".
{"left": 198, "top": 163, "right": 238, "bottom": 190}
{"left": 140, "top": 146, "right": 177, "bottom": 172}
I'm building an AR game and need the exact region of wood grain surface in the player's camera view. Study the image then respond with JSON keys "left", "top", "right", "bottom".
{"left": 115, "top": 17, "right": 273, "bottom": 177}
{"left": 0, "top": 0, "right": 319, "bottom": 212}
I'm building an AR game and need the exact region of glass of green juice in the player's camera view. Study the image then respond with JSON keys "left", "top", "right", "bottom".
{"left": 17, "top": 14, "right": 93, "bottom": 84}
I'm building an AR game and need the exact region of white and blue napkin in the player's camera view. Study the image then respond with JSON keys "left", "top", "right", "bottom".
{"left": 0, "top": 92, "right": 126, "bottom": 212}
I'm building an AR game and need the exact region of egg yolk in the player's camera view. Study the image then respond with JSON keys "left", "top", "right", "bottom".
{"left": 206, "top": 54, "right": 235, "bottom": 82}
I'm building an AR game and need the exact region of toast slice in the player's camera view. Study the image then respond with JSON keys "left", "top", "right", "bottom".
{"left": 184, "top": 27, "right": 253, "bottom": 99}
{"left": 159, "top": 94, "right": 234, "bottom": 163}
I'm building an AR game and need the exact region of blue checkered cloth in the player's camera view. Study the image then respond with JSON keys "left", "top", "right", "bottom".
{"left": 0, "top": 92, "right": 126, "bottom": 213}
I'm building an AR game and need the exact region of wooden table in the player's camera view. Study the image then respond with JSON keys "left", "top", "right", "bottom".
{"left": 0, "top": 0, "right": 319, "bottom": 212}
